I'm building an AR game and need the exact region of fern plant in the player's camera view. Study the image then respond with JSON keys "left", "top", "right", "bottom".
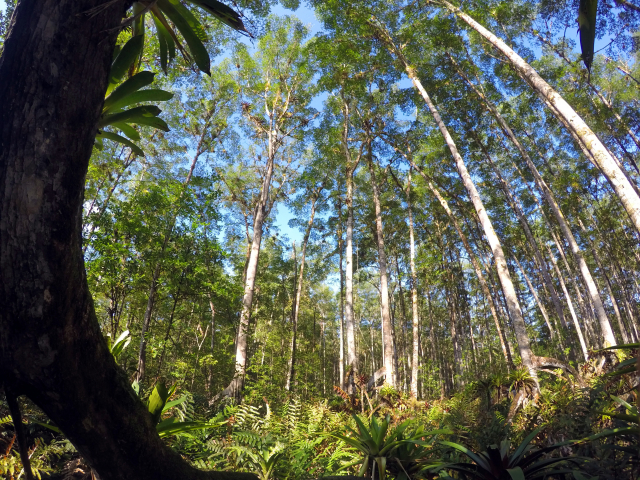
{"left": 226, "top": 433, "right": 285, "bottom": 480}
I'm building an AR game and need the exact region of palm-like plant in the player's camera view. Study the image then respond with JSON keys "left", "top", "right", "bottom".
{"left": 333, "top": 414, "right": 449, "bottom": 480}
{"left": 438, "top": 426, "right": 580, "bottom": 479}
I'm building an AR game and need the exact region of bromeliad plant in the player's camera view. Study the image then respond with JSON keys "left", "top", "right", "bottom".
{"left": 124, "top": 0, "right": 249, "bottom": 75}
{"left": 96, "top": 35, "right": 173, "bottom": 156}
{"left": 332, "top": 414, "right": 449, "bottom": 480}
{"left": 96, "top": 0, "right": 251, "bottom": 155}
{"left": 438, "top": 426, "right": 580, "bottom": 479}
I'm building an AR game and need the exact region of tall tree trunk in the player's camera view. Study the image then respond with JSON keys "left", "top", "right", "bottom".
{"left": 386, "top": 145, "right": 514, "bottom": 368}
{"left": 386, "top": 47, "right": 537, "bottom": 383}
{"left": 0, "top": 1, "right": 254, "bottom": 479}
{"left": 342, "top": 93, "right": 362, "bottom": 392}
{"left": 466, "top": 72, "right": 616, "bottom": 346}
{"left": 217, "top": 131, "right": 276, "bottom": 401}
{"left": 367, "top": 142, "right": 396, "bottom": 387}
{"left": 285, "top": 187, "right": 322, "bottom": 390}
{"left": 546, "top": 244, "right": 590, "bottom": 360}
{"left": 532, "top": 30, "right": 640, "bottom": 174}
{"left": 442, "top": 0, "right": 640, "bottom": 236}
{"left": 285, "top": 242, "right": 298, "bottom": 391}
{"left": 338, "top": 212, "right": 346, "bottom": 390}
{"left": 469, "top": 128, "right": 568, "bottom": 331}
{"left": 405, "top": 170, "right": 421, "bottom": 397}
{"left": 578, "top": 219, "right": 630, "bottom": 343}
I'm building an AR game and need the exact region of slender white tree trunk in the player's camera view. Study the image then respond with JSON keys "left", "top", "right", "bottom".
{"left": 460, "top": 107, "right": 568, "bottom": 330}
{"left": 338, "top": 222, "right": 346, "bottom": 390}
{"left": 464, "top": 72, "right": 616, "bottom": 346}
{"left": 398, "top": 62, "right": 537, "bottom": 384}
{"left": 442, "top": 0, "right": 640, "bottom": 236}
{"left": 546, "top": 244, "right": 590, "bottom": 360}
{"left": 342, "top": 95, "right": 361, "bottom": 392}
{"left": 285, "top": 190, "right": 321, "bottom": 390}
{"left": 220, "top": 130, "right": 276, "bottom": 400}
{"left": 368, "top": 145, "right": 396, "bottom": 388}
{"left": 395, "top": 149, "right": 513, "bottom": 368}
{"left": 405, "top": 170, "right": 421, "bottom": 397}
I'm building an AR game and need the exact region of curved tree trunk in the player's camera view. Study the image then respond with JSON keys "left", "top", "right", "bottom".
{"left": 393, "top": 56, "right": 537, "bottom": 383}
{"left": 546, "top": 244, "right": 590, "bottom": 360}
{"left": 501, "top": 98, "right": 615, "bottom": 346}
{"left": 393, "top": 148, "right": 513, "bottom": 369}
{"left": 443, "top": 0, "right": 640, "bottom": 236}
{"left": 454, "top": 64, "right": 614, "bottom": 345}
{"left": 579, "top": 219, "right": 630, "bottom": 343}
{"left": 459, "top": 111, "right": 567, "bottom": 330}
{"left": 0, "top": 2, "right": 254, "bottom": 479}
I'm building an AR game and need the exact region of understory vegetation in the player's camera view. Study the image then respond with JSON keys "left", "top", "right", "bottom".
{"left": 1, "top": 361, "right": 639, "bottom": 478}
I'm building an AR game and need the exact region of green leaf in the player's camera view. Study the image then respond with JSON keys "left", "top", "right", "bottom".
{"left": 148, "top": 382, "right": 170, "bottom": 425}
{"left": 111, "top": 122, "right": 141, "bottom": 141}
{"left": 440, "top": 441, "right": 491, "bottom": 471}
{"left": 185, "top": 0, "right": 246, "bottom": 32}
{"left": 511, "top": 425, "right": 545, "bottom": 464}
{"left": 103, "top": 71, "right": 156, "bottom": 113}
{"left": 152, "top": 13, "right": 171, "bottom": 73}
{"left": 107, "top": 89, "right": 174, "bottom": 114}
{"left": 507, "top": 467, "right": 526, "bottom": 480}
{"left": 605, "top": 365, "right": 637, "bottom": 376}
{"left": 109, "top": 35, "right": 145, "bottom": 87}
{"left": 25, "top": 417, "right": 62, "bottom": 434}
{"left": 157, "top": 419, "right": 223, "bottom": 438}
{"left": 602, "top": 343, "right": 640, "bottom": 351}
{"left": 109, "top": 329, "right": 131, "bottom": 359}
{"left": 97, "top": 131, "right": 145, "bottom": 156}
{"left": 157, "top": 0, "right": 211, "bottom": 74}
{"left": 129, "top": 115, "right": 170, "bottom": 131}
{"left": 578, "top": 0, "right": 598, "bottom": 74}
{"left": 99, "top": 105, "right": 162, "bottom": 128}
{"left": 162, "top": 395, "right": 188, "bottom": 413}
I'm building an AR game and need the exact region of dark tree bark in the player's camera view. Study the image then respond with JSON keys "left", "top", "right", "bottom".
{"left": 0, "top": 2, "right": 254, "bottom": 480}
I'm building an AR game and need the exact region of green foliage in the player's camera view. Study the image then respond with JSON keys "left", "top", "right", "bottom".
{"left": 107, "top": 329, "right": 131, "bottom": 362}
{"left": 439, "top": 426, "right": 581, "bottom": 479}
{"left": 578, "top": 0, "right": 598, "bottom": 74}
{"left": 127, "top": 0, "right": 247, "bottom": 74}
{"left": 332, "top": 414, "right": 450, "bottom": 480}
{"left": 96, "top": 35, "right": 174, "bottom": 155}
